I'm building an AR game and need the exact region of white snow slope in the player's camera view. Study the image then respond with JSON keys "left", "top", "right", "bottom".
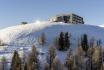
{"left": 0, "top": 21, "right": 104, "bottom": 68}
{"left": 0, "top": 21, "right": 104, "bottom": 46}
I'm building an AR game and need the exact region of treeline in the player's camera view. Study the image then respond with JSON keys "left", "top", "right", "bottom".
{"left": 38, "top": 32, "right": 104, "bottom": 70}
{"left": 0, "top": 32, "right": 104, "bottom": 70}
{"left": 0, "top": 45, "right": 39, "bottom": 70}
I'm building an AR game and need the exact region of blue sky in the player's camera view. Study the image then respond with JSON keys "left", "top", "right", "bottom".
{"left": 0, "top": 0, "right": 104, "bottom": 29}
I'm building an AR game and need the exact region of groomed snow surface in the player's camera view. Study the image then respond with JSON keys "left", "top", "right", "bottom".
{"left": 0, "top": 21, "right": 104, "bottom": 69}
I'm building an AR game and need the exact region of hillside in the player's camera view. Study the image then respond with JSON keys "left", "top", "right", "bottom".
{"left": 0, "top": 21, "right": 104, "bottom": 69}
{"left": 0, "top": 21, "right": 104, "bottom": 47}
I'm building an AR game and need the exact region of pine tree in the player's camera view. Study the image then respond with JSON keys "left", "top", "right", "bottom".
{"left": 58, "top": 32, "right": 65, "bottom": 50}
{"left": 81, "top": 34, "right": 89, "bottom": 55}
{"left": 11, "top": 50, "right": 21, "bottom": 70}
{"left": 75, "top": 45, "right": 84, "bottom": 70}
{"left": 92, "top": 46, "right": 101, "bottom": 70}
{"left": 65, "top": 56, "right": 74, "bottom": 70}
{"left": 21, "top": 22, "right": 28, "bottom": 25}
{"left": 87, "top": 47, "right": 94, "bottom": 70}
{"left": 88, "top": 38, "right": 95, "bottom": 70}
{"left": 51, "top": 58, "right": 64, "bottom": 70}
{"left": 64, "top": 32, "right": 70, "bottom": 49}
{"left": 47, "top": 46, "right": 56, "bottom": 68}
{"left": 27, "top": 45, "right": 39, "bottom": 70}
{"left": 65, "top": 48, "right": 72, "bottom": 62}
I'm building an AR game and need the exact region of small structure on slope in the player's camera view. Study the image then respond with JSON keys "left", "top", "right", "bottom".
{"left": 49, "top": 13, "right": 84, "bottom": 24}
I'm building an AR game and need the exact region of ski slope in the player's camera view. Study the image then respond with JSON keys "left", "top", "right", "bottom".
{"left": 0, "top": 21, "right": 104, "bottom": 46}
{"left": 0, "top": 21, "right": 104, "bottom": 66}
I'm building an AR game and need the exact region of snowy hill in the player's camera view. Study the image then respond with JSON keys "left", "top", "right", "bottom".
{"left": 0, "top": 21, "right": 104, "bottom": 46}
{"left": 99, "top": 24, "right": 104, "bottom": 27}
{"left": 0, "top": 21, "right": 104, "bottom": 69}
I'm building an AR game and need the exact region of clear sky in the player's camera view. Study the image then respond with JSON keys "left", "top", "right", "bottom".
{"left": 0, "top": 0, "right": 104, "bottom": 29}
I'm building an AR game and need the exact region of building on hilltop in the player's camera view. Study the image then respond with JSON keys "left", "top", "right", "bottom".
{"left": 49, "top": 13, "right": 84, "bottom": 24}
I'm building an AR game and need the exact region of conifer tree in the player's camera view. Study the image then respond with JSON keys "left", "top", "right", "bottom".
{"left": 27, "top": 45, "right": 39, "bottom": 70}
{"left": 81, "top": 34, "right": 89, "bottom": 55}
{"left": 75, "top": 45, "right": 84, "bottom": 70}
{"left": 21, "top": 22, "right": 28, "bottom": 25}
{"left": 58, "top": 32, "right": 65, "bottom": 50}
{"left": 92, "top": 46, "right": 101, "bottom": 70}
{"left": 87, "top": 47, "right": 94, "bottom": 70}
{"left": 64, "top": 32, "right": 70, "bottom": 49}
{"left": 47, "top": 46, "right": 56, "bottom": 68}
{"left": 38, "top": 32, "right": 46, "bottom": 45}
{"left": 51, "top": 58, "right": 64, "bottom": 70}
{"left": 65, "top": 56, "right": 74, "bottom": 70}
{"left": 11, "top": 50, "right": 21, "bottom": 70}
{"left": 65, "top": 48, "right": 72, "bottom": 62}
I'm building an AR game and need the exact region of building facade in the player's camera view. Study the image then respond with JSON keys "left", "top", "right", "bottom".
{"left": 49, "top": 13, "right": 84, "bottom": 24}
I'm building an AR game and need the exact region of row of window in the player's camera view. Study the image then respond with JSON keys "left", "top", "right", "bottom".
{"left": 53, "top": 15, "right": 84, "bottom": 24}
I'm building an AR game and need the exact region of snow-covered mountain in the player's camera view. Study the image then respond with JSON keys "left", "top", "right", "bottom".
{"left": 0, "top": 21, "right": 104, "bottom": 46}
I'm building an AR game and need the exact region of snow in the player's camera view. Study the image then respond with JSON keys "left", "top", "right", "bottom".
{"left": 0, "top": 21, "right": 104, "bottom": 69}
{"left": 99, "top": 24, "right": 104, "bottom": 27}
{"left": 0, "top": 21, "right": 104, "bottom": 46}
